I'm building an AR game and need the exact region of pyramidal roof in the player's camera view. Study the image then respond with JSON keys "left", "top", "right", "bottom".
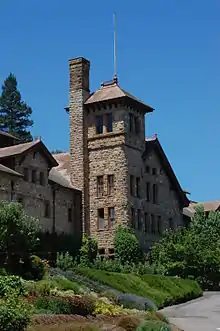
{"left": 84, "top": 78, "right": 154, "bottom": 114}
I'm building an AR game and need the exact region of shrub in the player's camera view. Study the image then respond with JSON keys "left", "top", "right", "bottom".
{"left": 53, "top": 277, "right": 81, "bottom": 293}
{"left": 79, "top": 234, "right": 98, "bottom": 266}
{"left": 93, "top": 301, "right": 122, "bottom": 316}
{"left": 117, "top": 316, "right": 141, "bottom": 331}
{"left": 136, "top": 320, "right": 171, "bottom": 331}
{"left": 0, "top": 275, "right": 26, "bottom": 297}
{"left": 114, "top": 226, "right": 143, "bottom": 264}
{"left": 0, "top": 293, "right": 33, "bottom": 331}
{"left": 29, "top": 255, "right": 49, "bottom": 280}
{"left": 56, "top": 252, "right": 74, "bottom": 271}
{"left": 34, "top": 296, "right": 95, "bottom": 316}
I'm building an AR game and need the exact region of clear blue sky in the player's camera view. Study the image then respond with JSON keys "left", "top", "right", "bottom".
{"left": 0, "top": 1, "right": 219, "bottom": 202}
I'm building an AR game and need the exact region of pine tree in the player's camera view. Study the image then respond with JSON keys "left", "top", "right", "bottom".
{"left": 0, "top": 73, "right": 33, "bottom": 142}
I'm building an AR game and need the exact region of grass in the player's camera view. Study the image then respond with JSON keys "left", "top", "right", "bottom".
{"left": 77, "top": 268, "right": 202, "bottom": 308}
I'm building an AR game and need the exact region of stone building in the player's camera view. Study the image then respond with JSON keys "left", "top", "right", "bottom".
{"left": 0, "top": 131, "right": 81, "bottom": 235}
{"left": 63, "top": 57, "right": 189, "bottom": 254}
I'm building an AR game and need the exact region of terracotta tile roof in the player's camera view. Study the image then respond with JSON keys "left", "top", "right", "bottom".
{"left": 144, "top": 134, "right": 189, "bottom": 207}
{"left": 84, "top": 80, "right": 154, "bottom": 113}
{"left": 0, "top": 163, "right": 22, "bottom": 177}
{"left": 0, "top": 139, "right": 40, "bottom": 158}
{"left": 184, "top": 200, "right": 220, "bottom": 217}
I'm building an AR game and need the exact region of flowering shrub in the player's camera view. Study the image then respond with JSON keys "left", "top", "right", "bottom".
{"left": 0, "top": 275, "right": 26, "bottom": 297}
{"left": 30, "top": 255, "right": 49, "bottom": 280}
{"left": 93, "top": 301, "right": 122, "bottom": 316}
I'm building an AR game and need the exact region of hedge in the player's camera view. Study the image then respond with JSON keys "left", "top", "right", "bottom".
{"left": 77, "top": 268, "right": 202, "bottom": 309}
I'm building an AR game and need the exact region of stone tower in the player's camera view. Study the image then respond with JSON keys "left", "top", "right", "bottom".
{"left": 69, "top": 57, "right": 90, "bottom": 233}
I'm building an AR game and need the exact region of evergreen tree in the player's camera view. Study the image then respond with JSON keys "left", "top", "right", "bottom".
{"left": 0, "top": 73, "right": 33, "bottom": 142}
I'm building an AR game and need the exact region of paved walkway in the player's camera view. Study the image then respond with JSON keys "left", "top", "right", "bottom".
{"left": 161, "top": 292, "right": 220, "bottom": 331}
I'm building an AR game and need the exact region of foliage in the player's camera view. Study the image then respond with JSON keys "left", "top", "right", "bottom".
{"left": 34, "top": 296, "right": 95, "bottom": 316}
{"left": 77, "top": 268, "right": 202, "bottom": 309}
{"left": 150, "top": 206, "right": 220, "bottom": 290}
{"left": 136, "top": 320, "right": 171, "bottom": 331}
{"left": 0, "top": 292, "right": 33, "bottom": 331}
{"left": 79, "top": 234, "right": 98, "bottom": 266}
{"left": 117, "top": 316, "right": 141, "bottom": 331}
{"left": 93, "top": 256, "right": 153, "bottom": 275}
{"left": 114, "top": 226, "right": 143, "bottom": 264}
{"left": 0, "top": 73, "right": 33, "bottom": 142}
{"left": 0, "top": 201, "right": 41, "bottom": 274}
{"left": 93, "top": 300, "right": 122, "bottom": 316}
{"left": 52, "top": 277, "right": 81, "bottom": 293}
{"left": 56, "top": 252, "right": 74, "bottom": 271}
{"left": 0, "top": 275, "right": 26, "bottom": 297}
{"left": 28, "top": 255, "right": 49, "bottom": 280}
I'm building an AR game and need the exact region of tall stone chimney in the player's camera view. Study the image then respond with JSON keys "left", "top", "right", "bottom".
{"left": 69, "top": 57, "right": 90, "bottom": 233}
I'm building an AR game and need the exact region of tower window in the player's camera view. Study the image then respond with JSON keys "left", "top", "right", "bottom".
{"left": 151, "top": 214, "right": 155, "bottom": 234}
{"left": 98, "top": 208, "right": 105, "bottom": 230}
{"left": 145, "top": 165, "right": 150, "bottom": 173}
{"left": 107, "top": 175, "right": 114, "bottom": 195}
{"left": 144, "top": 213, "right": 148, "bottom": 233}
{"left": 96, "top": 115, "right": 103, "bottom": 134}
{"left": 153, "top": 184, "right": 158, "bottom": 204}
{"left": 108, "top": 207, "right": 115, "bottom": 228}
{"left": 146, "top": 182, "right": 150, "bottom": 201}
{"left": 106, "top": 113, "right": 113, "bottom": 132}
{"left": 97, "top": 176, "right": 104, "bottom": 197}
{"left": 157, "top": 215, "right": 162, "bottom": 234}
{"left": 129, "top": 113, "right": 134, "bottom": 133}
{"left": 136, "top": 177, "right": 141, "bottom": 197}
{"left": 24, "top": 168, "right": 29, "bottom": 181}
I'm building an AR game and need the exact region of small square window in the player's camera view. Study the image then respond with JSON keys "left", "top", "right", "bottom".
{"left": 152, "top": 168, "right": 157, "bottom": 175}
{"left": 108, "top": 248, "right": 114, "bottom": 255}
{"left": 98, "top": 208, "right": 104, "bottom": 230}
{"left": 32, "top": 170, "right": 37, "bottom": 183}
{"left": 24, "top": 168, "right": 29, "bottom": 181}
{"left": 99, "top": 248, "right": 105, "bottom": 255}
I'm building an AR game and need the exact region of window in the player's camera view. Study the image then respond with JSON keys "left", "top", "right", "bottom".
{"left": 24, "top": 168, "right": 29, "bottom": 181}
{"left": 32, "top": 169, "right": 37, "bottom": 183}
{"left": 97, "top": 176, "right": 104, "bottom": 197}
{"left": 39, "top": 172, "right": 45, "bottom": 186}
{"left": 96, "top": 115, "right": 103, "bottom": 134}
{"left": 134, "top": 116, "right": 140, "bottom": 134}
{"left": 107, "top": 175, "right": 114, "bottom": 195}
{"left": 18, "top": 197, "right": 23, "bottom": 205}
{"left": 129, "top": 113, "right": 134, "bottom": 133}
{"left": 146, "top": 182, "right": 150, "bottom": 201}
{"left": 131, "top": 207, "right": 135, "bottom": 228}
{"left": 68, "top": 208, "right": 72, "bottom": 222}
{"left": 108, "top": 248, "right": 114, "bottom": 255}
{"left": 33, "top": 152, "right": 36, "bottom": 159}
{"left": 157, "top": 216, "right": 162, "bottom": 234}
{"left": 151, "top": 214, "right": 155, "bottom": 234}
{"left": 144, "top": 213, "right": 148, "bottom": 233}
{"left": 99, "top": 248, "right": 105, "bottom": 255}
{"left": 168, "top": 218, "right": 174, "bottom": 230}
{"left": 106, "top": 113, "right": 113, "bottom": 132}
{"left": 98, "top": 208, "right": 104, "bottom": 230}
{"left": 108, "top": 207, "right": 115, "bottom": 228}
{"left": 44, "top": 201, "right": 50, "bottom": 218}
{"left": 136, "top": 177, "right": 141, "bottom": 197}
{"left": 137, "top": 209, "right": 141, "bottom": 230}
{"left": 153, "top": 184, "right": 158, "bottom": 204}
{"left": 152, "top": 168, "right": 157, "bottom": 175}
{"left": 130, "top": 175, "right": 134, "bottom": 196}
{"left": 145, "top": 165, "right": 150, "bottom": 173}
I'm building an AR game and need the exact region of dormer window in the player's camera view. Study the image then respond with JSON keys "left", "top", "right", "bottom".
{"left": 106, "top": 113, "right": 113, "bottom": 132}
{"left": 96, "top": 115, "right": 103, "bottom": 134}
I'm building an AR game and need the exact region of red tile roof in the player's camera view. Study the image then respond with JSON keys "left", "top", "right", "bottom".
{"left": 84, "top": 80, "right": 154, "bottom": 113}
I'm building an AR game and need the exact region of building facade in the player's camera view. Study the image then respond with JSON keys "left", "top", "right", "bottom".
{"left": 66, "top": 57, "right": 189, "bottom": 254}
{"left": 0, "top": 132, "right": 81, "bottom": 235}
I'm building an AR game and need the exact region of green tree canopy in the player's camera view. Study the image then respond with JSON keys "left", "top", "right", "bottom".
{"left": 0, "top": 73, "right": 33, "bottom": 142}
{"left": 150, "top": 205, "right": 220, "bottom": 290}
